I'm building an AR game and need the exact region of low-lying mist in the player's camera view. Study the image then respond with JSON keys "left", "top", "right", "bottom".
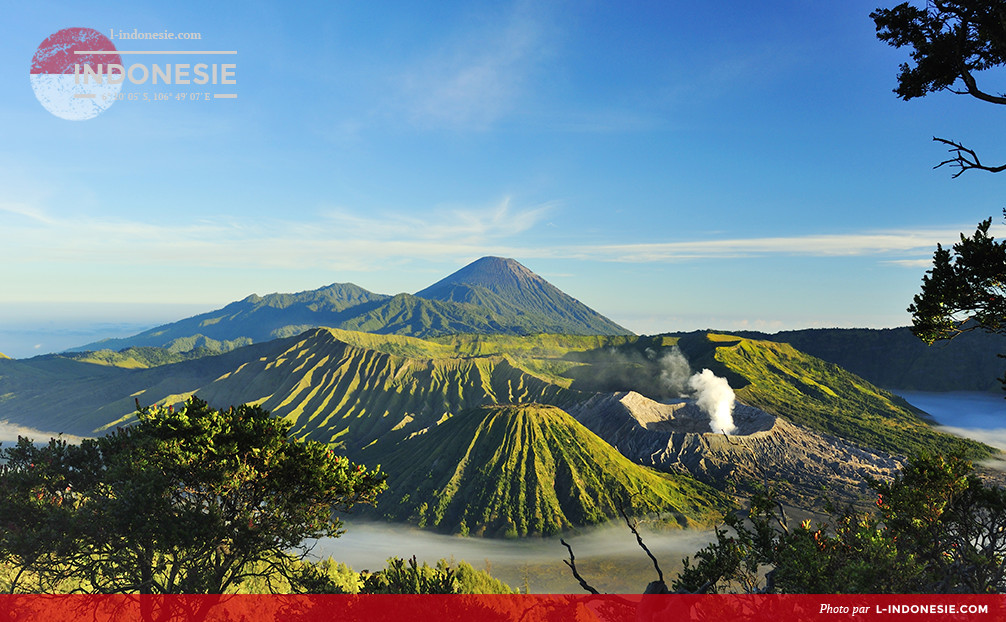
{"left": 311, "top": 520, "right": 717, "bottom": 593}
{"left": 0, "top": 421, "right": 86, "bottom": 445}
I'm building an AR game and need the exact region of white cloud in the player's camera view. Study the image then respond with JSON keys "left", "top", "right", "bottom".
{"left": 574, "top": 225, "right": 1006, "bottom": 263}
{"left": 881, "top": 258, "right": 935, "bottom": 268}
{"left": 1, "top": 196, "right": 1001, "bottom": 300}
{"left": 319, "top": 197, "right": 553, "bottom": 242}
{"left": 0, "top": 202, "right": 55, "bottom": 224}
{"left": 0, "top": 198, "right": 556, "bottom": 273}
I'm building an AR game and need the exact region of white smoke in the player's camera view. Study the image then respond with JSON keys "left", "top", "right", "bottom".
{"left": 655, "top": 348, "right": 737, "bottom": 435}
{"left": 687, "top": 369, "right": 737, "bottom": 435}
{"left": 656, "top": 346, "right": 691, "bottom": 395}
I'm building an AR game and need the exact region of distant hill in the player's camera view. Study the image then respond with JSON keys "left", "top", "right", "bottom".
{"left": 361, "top": 403, "right": 728, "bottom": 536}
{"left": 73, "top": 258, "right": 630, "bottom": 354}
{"left": 73, "top": 283, "right": 391, "bottom": 353}
{"left": 732, "top": 327, "right": 1006, "bottom": 393}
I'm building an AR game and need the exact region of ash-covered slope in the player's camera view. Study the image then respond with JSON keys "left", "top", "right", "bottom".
{"left": 567, "top": 391, "right": 902, "bottom": 509}
{"left": 361, "top": 403, "right": 729, "bottom": 536}
{"left": 416, "top": 257, "right": 630, "bottom": 336}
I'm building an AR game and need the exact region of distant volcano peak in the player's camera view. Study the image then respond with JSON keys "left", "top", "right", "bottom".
{"left": 417, "top": 256, "right": 540, "bottom": 292}
{"left": 414, "top": 256, "right": 631, "bottom": 336}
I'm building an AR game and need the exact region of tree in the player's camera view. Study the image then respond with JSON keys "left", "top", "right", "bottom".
{"left": 0, "top": 397, "right": 386, "bottom": 594}
{"left": 907, "top": 216, "right": 1006, "bottom": 388}
{"left": 669, "top": 452, "right": 1006, "bottom": 594}
{"left": 872, "top": 1, "right": 1006, "bottom": 176}
{"left": 873, "top": 2, "right": 1006, "bottom": 385}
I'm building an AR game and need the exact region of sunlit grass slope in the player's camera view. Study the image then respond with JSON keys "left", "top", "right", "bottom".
{"left": 363, "top": 403, "right": 729, "bottom": 536}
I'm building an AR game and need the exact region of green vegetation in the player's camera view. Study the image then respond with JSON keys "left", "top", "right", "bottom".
{"left": 707, "top": 333, "right": 991, "bottom": 458}
{"left": 195, "top": 329, "right": 581, "bottom": 450}
{"left": 363, "top": 404, "right": 730, "bottom": 536}
{"left": 360, "top": 556, "right": 517, "bottom": 594}
{"left": 58, "top": 346, "right": 220, "bottom": 369}
{"left": 72, "top": 257, "right": 630, "bottom": 356}
{"left": 908, "top": 217, "right": 1006, "bottom": 394}
{"left": 233, "top": 556, "right": 515, "bottom": 594}
{"left": 740, "top": 327, "right": 1006, "bottom": 392}
{"left": 673, "top": 452, "right": 1006, "bottom": 593}
{"left": 0, "top": 398, "right": 385, "bottom": 594}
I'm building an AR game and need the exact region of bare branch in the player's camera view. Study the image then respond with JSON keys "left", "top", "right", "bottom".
{"left": 559, "top": 539, "right": 599, "bottom": 595}
{"left": 957, "top": 69, "right": 1006, "bottom": 106}
{"left": 616, "top": 501, "right": 663, "bottom": 585}
{"left": 933, "top": 137, "right": 1006, "bottom": 178}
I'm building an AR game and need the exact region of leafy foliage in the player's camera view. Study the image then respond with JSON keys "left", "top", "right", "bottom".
{"left": 673, "top": 452, "right": 1006, "bottom": 593}
{"left": 0, "top": 397, "right": 386, "bottom": 594}
{"left": 908, "top": 217, "right": 1006, "bottom": 393}
{"left": 872, "top": 1, "right": 1006, "bottom": 176}
{"left": 359, "top": 556, "right": 517, "bottom": 594}
{"left": 360, "top": 556, "right": 458, "bottom": 594}
{"left": 872, "top": 1, "right": 1006, "bottom": 102}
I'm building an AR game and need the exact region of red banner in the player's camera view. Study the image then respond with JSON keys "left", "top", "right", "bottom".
{"left": 0, "top": 594, "right": 1000, "bottom": 622}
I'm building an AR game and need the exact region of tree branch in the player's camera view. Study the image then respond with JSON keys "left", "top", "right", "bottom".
{"left": 616, "top": 501, "right": 664, "bottom": 585}
{"left": 559, "top": 539, "right": 599, "bottom": 594}
{"left": 957, "top": 69, "right": 1006, "bottom": 106}
{"left": 933, "top": 137, "right": 1006, "bottom": 177}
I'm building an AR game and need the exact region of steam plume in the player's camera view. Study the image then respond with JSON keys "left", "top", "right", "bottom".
{"left": 656, "top": 346, "right": 691, "bottom": 395}
{"left": 688, "top": 369, "right": 737, "bottom": 435}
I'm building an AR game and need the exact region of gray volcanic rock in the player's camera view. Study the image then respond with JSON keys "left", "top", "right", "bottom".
{"left": 567, "top": 391, "right": 902, "bottom": 509}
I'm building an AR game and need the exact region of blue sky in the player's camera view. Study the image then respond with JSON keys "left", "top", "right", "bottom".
{"left": 2, "top": 0, "right": 1005, "bottom": 357}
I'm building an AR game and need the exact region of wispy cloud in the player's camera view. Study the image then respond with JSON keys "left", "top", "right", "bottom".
{"left": 319, "top": 197, "right": 553, "bottom": 242}
{"left": 395, "top": 3, "right": 550, "bottom": 130}
{"left": 0, "top": 202, "right": 55, "bottom": 224}
{"left": 1, "top": 198, "right": 999, "bottom": 289}
{"left": 573, "top": 225, "right": 1006, "bottom": 264}
{"left": 0, "top": 198, "right": 555, "bottom": 273}
{"left": 881, "top": 258, "right": 936, "bottom": 268}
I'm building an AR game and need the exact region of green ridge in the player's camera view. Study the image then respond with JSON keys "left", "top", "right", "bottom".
{"left": 362, "top": 403, "right": 729, "bottom": 536}
{"left": 736, "top": 326, "right": 1006, "bottom": 393}
{"left": 704, "top": 333, "right": 991, "bottom": 458}
{"left": 194, "top": 329, "right": 582, "bottom": 452}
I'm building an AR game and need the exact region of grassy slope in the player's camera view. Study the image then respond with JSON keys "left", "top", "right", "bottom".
{"left": 363, "top": 404, "right": 729, "bottom": 536}
{"left": 59, "top": 346, "right": 220, "bottom": 369}
{"left": 765, "top": 327, "right": 1006, "bottom": 393}
{"left": 194, "top": 329, "right": 582, "bottom": 451}
{"left": 20, "top": 328, "right": 989, "bottom": 459}
{"left": 706, "top": 333, "right": 992, "bottom": 458}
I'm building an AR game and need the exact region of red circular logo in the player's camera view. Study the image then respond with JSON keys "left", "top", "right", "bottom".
{"left": 30, "top": 27, "right": 123, "bottom": 120}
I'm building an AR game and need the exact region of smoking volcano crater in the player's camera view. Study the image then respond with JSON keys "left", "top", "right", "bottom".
{"left": 626, "top": 397, "right": 775, "bottom": 436}
{"left": 567, "top": 391, "right": 901, "bottom": 510}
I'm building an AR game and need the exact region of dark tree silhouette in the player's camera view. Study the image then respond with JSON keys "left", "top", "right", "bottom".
{"left": 872, "top": 1, "right": 1006, "bottom": 176}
